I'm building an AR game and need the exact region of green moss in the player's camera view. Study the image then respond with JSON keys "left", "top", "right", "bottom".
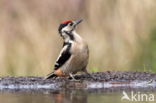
{"left": 150, "top": 26, "right": 156, "bottom": 72}
{"left": 90, "top": 67, "right": 100, "bottom": 72}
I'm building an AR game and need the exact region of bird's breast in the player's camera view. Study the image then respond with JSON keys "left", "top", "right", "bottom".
{"left": 71, "top": 41, "right": 89, "bottom": 57}
{"left": 61, "top": 40, "right": 89, "bottom": 74}
{"left": 71, "top": 42, "right": 89, "bottom": 67}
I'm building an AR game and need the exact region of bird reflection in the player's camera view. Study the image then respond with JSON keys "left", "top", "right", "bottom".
{"left": 53, "top": 90, "right": 87, "bottom": 103}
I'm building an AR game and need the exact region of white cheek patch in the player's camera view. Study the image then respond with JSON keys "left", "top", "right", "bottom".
{"left": 62, "top": 26, "right": 72, "bottom": 33}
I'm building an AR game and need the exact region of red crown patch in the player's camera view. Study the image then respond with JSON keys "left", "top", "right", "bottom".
{"left": 61, "top": 20, "right": 72, "bottom": 24}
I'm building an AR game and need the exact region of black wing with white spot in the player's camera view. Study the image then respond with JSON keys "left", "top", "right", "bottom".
{"left": 54, "top": 43, "right": 71, "bottom": 70}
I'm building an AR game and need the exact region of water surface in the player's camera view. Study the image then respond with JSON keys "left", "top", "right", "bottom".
{"left": 0, "top": 89, "right": 156, "bottom": 103}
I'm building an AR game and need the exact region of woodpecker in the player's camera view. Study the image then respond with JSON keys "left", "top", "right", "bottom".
{"left": 45, "top": 19, "right": 89, "bottom": 80}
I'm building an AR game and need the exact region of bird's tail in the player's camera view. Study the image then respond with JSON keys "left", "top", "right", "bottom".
{"left": 44, "top": 72, "right": 57, "bottom": 80}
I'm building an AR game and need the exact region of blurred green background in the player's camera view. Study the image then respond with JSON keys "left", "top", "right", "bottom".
{"left": 0, "top": 0, "right": 156, "bottom": 76}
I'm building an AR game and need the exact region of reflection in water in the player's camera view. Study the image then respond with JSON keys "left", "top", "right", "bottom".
{"left": 0, "top": 89, "right": 88, "bottom": 103}
{"left": 0, "top": 89, "right": 155, "bottom": 103}
{"left": 52, "top": 90, "right": 87, "bottom": 103}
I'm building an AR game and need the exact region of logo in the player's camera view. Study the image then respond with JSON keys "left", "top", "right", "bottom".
{"left": 121, "top": 91, "right": 155, "bottom": 102}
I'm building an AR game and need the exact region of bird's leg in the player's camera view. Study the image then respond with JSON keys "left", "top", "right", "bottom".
{"left": 69, "top": 73, "right": 76, "bottom": 80}
{"left": 69, "top": 73, "right": 80, "bottom": 81}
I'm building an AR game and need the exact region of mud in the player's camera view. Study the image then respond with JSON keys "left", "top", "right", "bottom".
{"left": 0, "top": 71, "right": 156, "bottom": 91}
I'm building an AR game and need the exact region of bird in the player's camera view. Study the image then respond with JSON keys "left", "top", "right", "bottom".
{"left": 44, "top": 19, "right": 90, "bottom": 80}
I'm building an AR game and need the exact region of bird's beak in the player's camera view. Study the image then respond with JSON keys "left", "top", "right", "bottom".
{"left": 74, "top": 19, "right": 83, "bottom": 26}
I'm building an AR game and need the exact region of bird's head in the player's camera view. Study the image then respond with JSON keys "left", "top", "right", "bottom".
{"left": 58, "top": 19, "right": 83, "bottom": 40}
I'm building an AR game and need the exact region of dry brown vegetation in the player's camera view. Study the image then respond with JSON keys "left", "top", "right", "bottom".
{"left": 0, "top": 0, "right": 156, "bottom": 76}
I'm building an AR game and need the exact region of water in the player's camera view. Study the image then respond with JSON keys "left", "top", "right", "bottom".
{"left": 0, "top": 78, "right": 156, "bottom": 103}
{"left": 0, "top": 89, "right": 156, "bottom": 103}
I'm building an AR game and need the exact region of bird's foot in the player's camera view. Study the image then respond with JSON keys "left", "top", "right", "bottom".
{"left": 68, "top": 73, "right": 81, "bottom": 81}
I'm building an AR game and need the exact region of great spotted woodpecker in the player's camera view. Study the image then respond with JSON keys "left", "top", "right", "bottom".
{"left": 45, "top": 19, "right": 89, "bottom": 80}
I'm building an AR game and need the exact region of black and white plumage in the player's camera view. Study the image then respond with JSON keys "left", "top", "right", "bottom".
{"left": 54, "top": 42, "right": 71, "bottom": 70}
{"left": 45, "top": 19, "right": 89, "bottom": 80}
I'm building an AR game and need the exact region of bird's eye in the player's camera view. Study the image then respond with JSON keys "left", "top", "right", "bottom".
{"left": 69, "top": 22, "right": 73, "bottom": 26}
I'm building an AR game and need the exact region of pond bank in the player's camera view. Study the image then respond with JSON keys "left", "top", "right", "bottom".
{"left": 0, "top": 71, "right": 156, "bottom": 91}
